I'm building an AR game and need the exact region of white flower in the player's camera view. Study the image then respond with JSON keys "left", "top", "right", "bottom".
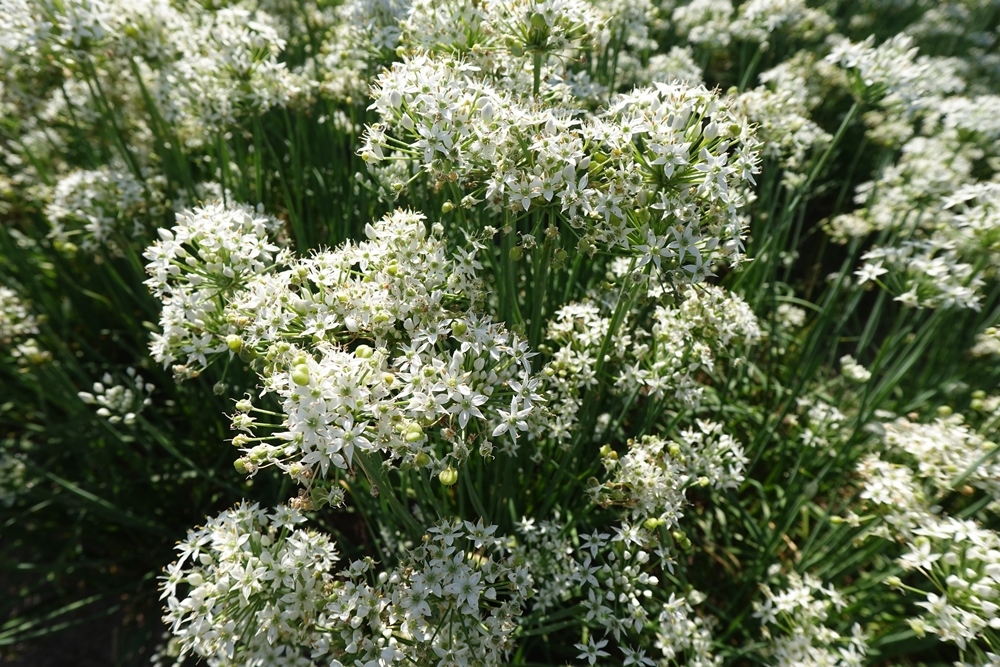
{"left": 575, "top": 636, "right": 610, "bottom": 665}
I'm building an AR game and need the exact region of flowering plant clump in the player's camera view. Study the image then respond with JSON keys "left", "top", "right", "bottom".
{"left": 4, "top": 0, "right": 1000, "bottom": 665}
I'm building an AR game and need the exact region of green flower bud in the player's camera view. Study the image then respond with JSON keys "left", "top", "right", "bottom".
{"left": 937, "top": 405, "right": 953, "bottom": 417}
{"left": 439, "top": 467, "right": 459, "bottom": 486}
{"left": 226, "top": 334, "right": 243, "bottom": 352}
{"left": 234, "top": 458, "right": 248, "bottom": 474}
{"left": 451, "top": 319, "right": 468, "bottom": 337}
{"left": 442, "top": 201, "right": 455, "bottom": 213}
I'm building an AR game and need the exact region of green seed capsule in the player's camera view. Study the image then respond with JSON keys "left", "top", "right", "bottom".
{"left": 509, "top": 246, "right": 523, "bottom": 261}
{"left": 442, "top": 201, "right": 455, "bottom": 213}
{"left": 234, "top": 458, "right": 248, "bottom": 474}
{"left": 451, "top": 320, "right": 468, "bottom": 336}
{"left": 415, "top": 452, "right": 431, "bottom": 467}
{"left": 405, "top": 423, "right": 424, "bottom": 442}
{"left": 291, "top": 364, "right": 311, "bottom": 386}
{"left": 439, "top": 467, "right": 459, "bottom": 486}
{"left": 643, "top": 517, "right": 664, "bottom": 530}
{"left": 355, "top": 344, "right": 374, "bottom": 359}
{"left": 226, "top": 334, "right": 243, "bottom": 352}
{"left": 530, "top": 12, "right": 547, "bottom": 28}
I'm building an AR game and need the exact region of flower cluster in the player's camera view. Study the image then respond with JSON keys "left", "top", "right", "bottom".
{"left": 161, "top": 507, "right": 530, "bottom": 667}
{"left": 0, "top": 286, "right": 38, "bottom": 345}
{"left": 78, "top": 368, "right": 154, "bottom": 425}
{"left": 900, "top": 518, "right": 1000, "bottom": 650}
{"left": 753, "top": 573, "right": 868, "bottom": 667}
{"left": 46, "top": 166, "right": 162, "bottom": 255}
{"left": 147, "top": 207, "right": 544, "bottom": 483}
{"left": 540, "top": 282, "right": 760, "bottom": 445}
{"left": 363, "top": 56, "right": 761, "bottom": 280}
{"left": 143, "top": 201, "right": 288, "bottom": 375}
{"left": 858, "top": 239, "right": 985, "bottom": 310}
{"left": 598, "top": 421, "right": 747, "bottom": 528}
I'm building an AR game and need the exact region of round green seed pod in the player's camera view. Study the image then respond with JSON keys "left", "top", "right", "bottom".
{"left": 439, "top": 467, "right": 459, "bottom": 486}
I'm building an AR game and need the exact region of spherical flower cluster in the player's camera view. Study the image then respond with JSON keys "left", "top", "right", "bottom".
{"left": 363, "top": 56, "right": 761, "bottom": 280}
{"left": 540, "top": 281, "right": 760, "bottom": 444}
{"left": 598, "top": 420, "right": 747, "bottom": 527}
{"left": 146, "top": 207, "right": 544, "bottom": 481}
{"left": 1, "top": 0, "right": 308, "bottom": 148}
{"left": 160, "top": 501, "right": 327, "bottom": 665}
{"left": 859, "top": 239, "right": 984, "bottom": 311}
{"left": 671, "top": 0, "right": 734, "bottom": 50}
{"left": 78, "top": 368, "right": 154, "bottom": 425}
{"left": 143, "top": 202, "right": 288, "bottom": 374}
{"left": 839, "top": 355, "right": 872, "bottom": 383}
{"left": 901, "top": 518, "right": 1000, "bottom": 651}
{"left": 636, "top": 284, "right": 762, "bottom": 404}
{"left": 396, "top": 0, "right": 605, "bottom": 95}
{"left": 826, "top": 34, "right": 962, "bottom": 114}
{"left": 161, "top": 507, "right": 531, "bottom": 667}
{"left": 46, "top": 166, "right": 161, "bottom": 255}
{"left": 730, "top": 85, "right": 832, "bottom": 177}
{"left": 729, "top": 0, "right": 833, "bottom": 45}
{"left": 882, "top": 415, "right": 1000, "bottom": 504}
{"left": 0, "top": 286, "right": 39, "bottom": 345}
{"left": 753, "top": 573, "right": 868, "bottom": 667}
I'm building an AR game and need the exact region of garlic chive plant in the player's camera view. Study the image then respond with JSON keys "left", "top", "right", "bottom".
{"left": 3, "top": 0, "right": 1000, "bottom": 665}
